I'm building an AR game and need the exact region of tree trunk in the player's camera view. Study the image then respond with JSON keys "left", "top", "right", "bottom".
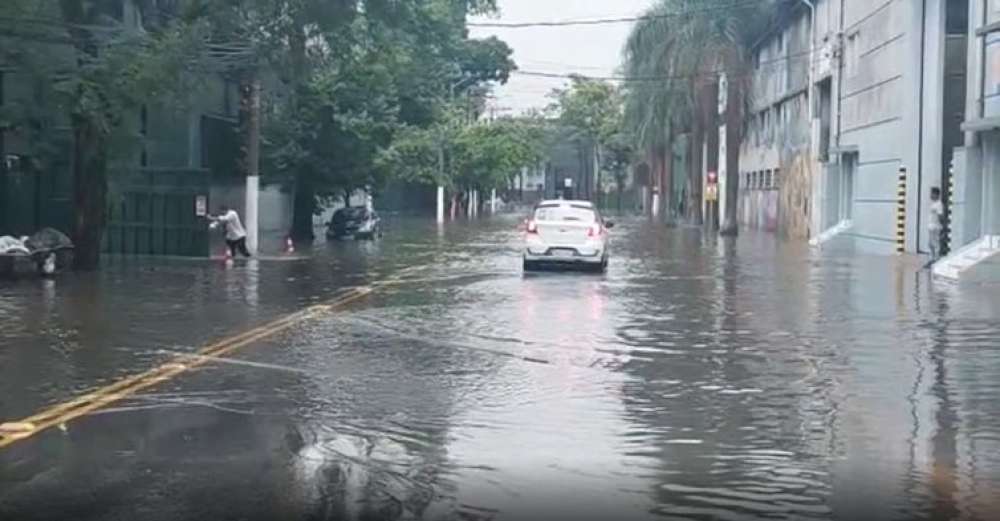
{"left": 287, "top": 23, "right": 313, "bottom": 242}
{"left": 617, "top": 175, "right": 625, "bottom": 215}
{"left": 704, "top": 78, "right": 721, "bottom": 230}
{"left": 291, "top": 174, "right": 315, "bottom": 241}
{"left": 344, "top": 189, "right": 352, "bottom": 207}
{"left": 720, "top": 68, "right": 743, "bottom": 236}
{"left": 594, "top": 143, "right": 602, "bottom": 207}
{"left": 71, "top": 118, "right": 108, "bottom": 270}
{"left": 663, "top": 135, "right": 673, "bottom": 223}
{"left": 689, "top": 91, "right": 705, "bottom": 224}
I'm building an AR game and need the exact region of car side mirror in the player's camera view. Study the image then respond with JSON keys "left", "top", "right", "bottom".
{"left": 605, "top": 221, "right": 615, "bottom": 229}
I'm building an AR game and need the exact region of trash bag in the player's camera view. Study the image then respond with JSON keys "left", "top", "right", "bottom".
{"left": 0, "top": 236, "right": 30, "bottom": 255}
{"left": 24, "top": 228, "right": 73, "bottom": 252}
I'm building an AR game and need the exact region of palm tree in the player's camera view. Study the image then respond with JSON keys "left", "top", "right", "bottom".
{"left": 623, "top": 0, "right": 782, "bottom": 232}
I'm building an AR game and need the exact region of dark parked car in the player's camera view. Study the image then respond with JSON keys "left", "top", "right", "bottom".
{"left": 326, "top": 207, "right": 382, "bottom": 240}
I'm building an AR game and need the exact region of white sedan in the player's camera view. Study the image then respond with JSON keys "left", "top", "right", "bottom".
{"left": 522, "top": 200, "right": 613, "bottom": 272}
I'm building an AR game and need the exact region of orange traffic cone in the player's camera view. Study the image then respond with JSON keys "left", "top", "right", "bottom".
{"left": 285, "top": 236, "right": 295, "bottom": 254}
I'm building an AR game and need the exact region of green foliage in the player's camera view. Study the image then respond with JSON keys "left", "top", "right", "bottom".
{"left": 549, "top": 76, "right": 632, "bottom": 194}
{"left": 453, "top": 118, "right": 546, "bottom": 190}
{"left": 622, "top": 0, "right": 783, "bottom": 148}
{"left": 0, "top": 0, "right": 210, "bottom": 164}
{"left": 377, "top": 114, "right": 547, "bottom": 192}
{"left": 552, "top": 76, "right": 623, "bottom": 145}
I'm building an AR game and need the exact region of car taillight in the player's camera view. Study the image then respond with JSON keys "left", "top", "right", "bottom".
{"left": 526, "top": 220, "right": 538, "bottom": 234}
{"left": 587, "top": 223, "right": 602, "bottom": 237}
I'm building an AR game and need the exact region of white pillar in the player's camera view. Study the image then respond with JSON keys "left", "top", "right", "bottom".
{"left": 436, "top": 185, "right": 445, "bottom": 223}
{"left": 245, "top": 175, "right": 259, "bottom": 254}
{"left": 652, "top": 192, "right": 660, "bottom": 218}
{"left": 467, "top": 190, "right": 473, "bottom": 218}
{"left": 490, "top": 188, "right": 497, "bottom": 214}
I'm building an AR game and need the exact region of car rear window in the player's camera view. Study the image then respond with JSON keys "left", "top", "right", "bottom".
{"left": 534, "top": 206, "right": 596, "bottom": 222}
{"left": 333, "top": 208, "right": 368, "bottom": 221}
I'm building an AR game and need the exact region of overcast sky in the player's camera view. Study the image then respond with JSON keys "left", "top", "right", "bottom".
{"left": 469, "top": 0, "right": 659, "bottom": 116}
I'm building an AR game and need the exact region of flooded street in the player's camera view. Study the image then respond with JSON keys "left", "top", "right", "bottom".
{"left": 2, "top": 215, "right": 1000, "bottom": 521}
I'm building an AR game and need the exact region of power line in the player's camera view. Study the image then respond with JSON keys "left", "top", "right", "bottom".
{"left": 510, "top": 46, "right": 821, "bottom": 83}
{"left": 467, "top": 0, "right": 770, "bottom": 28}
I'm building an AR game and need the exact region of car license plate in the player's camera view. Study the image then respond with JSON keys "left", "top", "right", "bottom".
{"left": 552, "top": 249, "right": 574, "bottom": 258}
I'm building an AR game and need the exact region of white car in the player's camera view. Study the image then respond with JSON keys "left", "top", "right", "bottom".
{"left": 522, "top": 200, "right": 613, "bottom": 272}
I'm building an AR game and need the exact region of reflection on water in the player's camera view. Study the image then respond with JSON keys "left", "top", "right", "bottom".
{"left": 2, "top": 217, "right": 1000, "bottom": 520}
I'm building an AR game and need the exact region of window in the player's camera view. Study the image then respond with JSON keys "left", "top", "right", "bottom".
{"left": 986, "top": 33, "right": 1000, "bottom": 105}
{"left": 534, "top": 206, "right": 597, "bottom": 223}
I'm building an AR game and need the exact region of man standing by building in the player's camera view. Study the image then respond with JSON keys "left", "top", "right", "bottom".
{"left": 928, "top": 187, "right": 945, "bottom": 263}
{"left": 209, "top": 204, "right": 251, "bottom": 258}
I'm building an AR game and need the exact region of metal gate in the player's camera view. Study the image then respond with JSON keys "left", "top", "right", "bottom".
{"left": 104, "top": 168, "right": 210, "bottom": 257}
{"left": 0, "top": 157, "right": 73, "bottom": 238}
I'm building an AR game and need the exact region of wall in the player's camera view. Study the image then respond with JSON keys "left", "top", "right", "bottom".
{"left": 739, "top": 7, "right": 814, "bottom": 239}
{"left": 832, "top": 0, "right": 953, "bottom": 256}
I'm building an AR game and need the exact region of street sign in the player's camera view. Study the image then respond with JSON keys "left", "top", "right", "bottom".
{"left": 705, "top": 184, "right": 718, "bottom": 202}
{"left": 564, "top": 178, "right": 573, "bottom": 188}
{"left": 195, "top": 195, "right": 207, "bottom": 217}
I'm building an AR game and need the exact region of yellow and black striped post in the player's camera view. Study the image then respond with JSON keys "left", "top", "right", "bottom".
{"left": 896, "top": 166, "right": 907, "bottom": 254}
{"left": 943, "top": 161, "right": 954, "bottom": 255}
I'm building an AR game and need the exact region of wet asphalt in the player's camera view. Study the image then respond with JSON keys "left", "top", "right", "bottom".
{"left": 1, "top": 214, "right": 1000, "bottom": 521}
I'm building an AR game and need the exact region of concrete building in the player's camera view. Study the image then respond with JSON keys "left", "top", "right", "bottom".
{"left": 740, "top": 5, "right": 815, "bottom": 239}
{"left": 736, "top": 0, "right": 1000, "bottom": 281}
{"left": 940, "top": 0, "right": 1000, "bottom": 279}
{"left": 814, "top": 0, "right": 969, "bottom": 257}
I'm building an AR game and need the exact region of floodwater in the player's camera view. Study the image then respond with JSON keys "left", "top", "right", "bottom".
{"left": 1, "top": 215, "right": 1000, "bottom": 521}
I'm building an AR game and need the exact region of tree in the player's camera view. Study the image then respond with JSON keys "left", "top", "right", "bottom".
{"left": 622, "top": 0, "right": 781, "bottom": 232}
{"left": 251, "top": 0, "right": 515, "bottom": 240}
{"left": 551, "top": 77, "right": 623, "bottom": 204}
{"left": 603, "top": 132, "right": 635, "bottom": 214}
{"left": 0, "top": 0, "right": 210, "bottom": 269}
{"left": 377, "top": 115, "right": 546, "bottom": 212}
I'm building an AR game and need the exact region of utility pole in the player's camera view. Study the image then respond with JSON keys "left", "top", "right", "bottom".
{"left": 438, "top": 77, "right": 476, "bottom": 223}
{"left": 239, "top": 70, "right": 261, "bottom": 254}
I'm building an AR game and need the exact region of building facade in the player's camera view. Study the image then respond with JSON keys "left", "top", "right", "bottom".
{"left": 740, "top": 5, "right": 815, "bottom": 239}
{"left": 948, "top": 0, "right": 1000, "bottom": 279}
{"left": 737, "top": 0, "right": 995, "bottom": 277}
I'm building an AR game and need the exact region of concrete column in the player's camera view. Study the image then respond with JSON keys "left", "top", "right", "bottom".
{"left": 436, "top": 185, "right": 445, "bottom": 224}
{"left": 245, "top": 175, "right": 259, "bottom": 254}
{"left": 490, "top": 188, "right": 497, "bottom": 214}
{"left": 919, "top": 0, "right": 947, "bottom": 253}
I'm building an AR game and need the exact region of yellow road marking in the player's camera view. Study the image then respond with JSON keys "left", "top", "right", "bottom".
{"left": 0, "top": 285, "right": 375, "bottom": 450}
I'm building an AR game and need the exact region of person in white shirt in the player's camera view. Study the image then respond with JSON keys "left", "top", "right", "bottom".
{"left": 209, "top": 205, "right": 251, "bottom": 258}
{"left": 928, "top": 187, "right": 945, "bottom": 262}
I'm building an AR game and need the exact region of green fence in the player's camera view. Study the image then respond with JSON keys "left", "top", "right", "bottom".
{"left": 104, "top": 168, "right": 211, "bottom": 257}
{"left": 0, "top": 158, "right": 73, "bottom": 238}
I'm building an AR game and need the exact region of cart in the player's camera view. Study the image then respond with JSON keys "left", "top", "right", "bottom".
{"left": 0, "top": 228, "right": 74, "bottom": 277}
